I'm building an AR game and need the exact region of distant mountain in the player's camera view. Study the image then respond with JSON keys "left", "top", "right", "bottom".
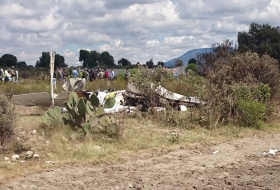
{"left": 165, "top": 48, "right": 212, "bottom": 67}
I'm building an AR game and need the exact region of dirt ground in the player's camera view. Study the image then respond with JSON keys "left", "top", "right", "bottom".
{"left": 2, "top": 131, "right": 280, "bottom": 190}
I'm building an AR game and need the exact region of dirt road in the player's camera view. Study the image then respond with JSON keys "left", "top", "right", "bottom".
{"left": 2, "top": 133, "right": 280, "bottom": 190}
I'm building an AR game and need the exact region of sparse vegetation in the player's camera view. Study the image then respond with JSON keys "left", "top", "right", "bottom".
{"left": 0, "top": 93, "right": 16, "bottom": 147}
{"left": 2, "top": 30, "right": 280, "bottom": 186}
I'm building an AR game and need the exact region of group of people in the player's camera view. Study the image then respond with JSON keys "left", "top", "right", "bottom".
{"left": 83, "top": 68, "right": 115, "bottom": 81}
{"left": 0, "top": 66, "right": 18, "bottom": 83}
{"left": 70, "top": 68, "right": 116, "bottom": 81}
{"left": 52, "top": 67, "right": 131, "bottom": 89}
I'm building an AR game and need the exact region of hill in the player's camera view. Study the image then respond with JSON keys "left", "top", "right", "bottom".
{"left": 165, "top": 48, "right": 212, "bottom": 67}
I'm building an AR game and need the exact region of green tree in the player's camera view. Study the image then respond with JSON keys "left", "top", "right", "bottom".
{"left": 188, "top": 58, "right": 197, "bottom": 64}
{"left": 146, "top": 59, "right": 154, "bottom": 68}
{"left": 174, "top": 59, "right": 183, "bottom": 67}
{"left": 17, "top": 61, "right": 27, "bottom": 67}
{"left": 0, "top": 54, "right": 18, "bottom": 67}
{"left": 196, "top": 39, "right": 236, "bottom": 73}
{"left": 185, "top": 63, "right": 198, "bottom": 73}
{"left": 55, "top": 54, "right": 67, "bottom": 68}
{"left": 100, "top": 51, "right": 114, "bottom": 67}
{"left": 79, "top": 49, "right": 89, "bottom": 67}
{"left": 157, "top": 61, "right": 165, "bottom": 67}
{"left": 79, "top": 50, "right": 100, "bottom": 68}
{"left": 238, "top": 22, "right": 280, "bottom": 66}
{"left": 36, "top": 52, "right": 67, "bottom": 68}
{"left": 118, "top": 58, "right": 131, "bottom": 66}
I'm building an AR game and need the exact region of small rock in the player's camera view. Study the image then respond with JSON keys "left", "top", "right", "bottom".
{"left": 31, "top": 129, "right": 36, "bottom": 135}
{"left": 4, "top": 157, "right": 9, "bottom": 161}
{"left": 61, "top": 136, "right": 68, "bottom": 142}
{"left": 19, "top": 131, "right": 25, "bottom": 135}
{"left": 21, "top": 160, "right": 25, "bottom": 164}
{"left": 223, "top": 172, "right": 230, "bottom": 177}
{"left": 12, "top": 155, "right": 20, "bottom": 162}
{"left": 46, "top": 140, "right": 50, "bottom": 145}
{"left": 25, "top": 151, "right": 33, "bottom": 159}
{"left": 33, "top": 154, "right": 40, "bottom": 159}
{"left": 93, "top": 146, "right": 101, "bottom": 151}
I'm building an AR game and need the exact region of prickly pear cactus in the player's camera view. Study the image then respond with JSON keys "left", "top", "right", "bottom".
{"left": 58, "top": 91, "right": 118, "bottom": 135}
{"left": 42, "top": 106, "right": 62, "bottom": 126}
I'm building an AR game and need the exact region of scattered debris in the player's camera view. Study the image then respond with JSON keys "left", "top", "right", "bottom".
{"left": 25, "top": 151, "right": 33, "bottom": 159}
{"left": 45, "top": 161, "right": 55, "bottom": 164}
{"left": 213, "top": 150, "right": 220, "bottom": 154}
{"left": 31, "top": 129, "right": 36, "bottom": 135}
{"left": 262, "top": 148, "right": 278, "bottom": 155}
{"left": 33, "top": 154, "right": 40, "bottom": 159}
{"left": 4, "top": 157, "right": 9, "bottom": 161}
{"left": 12, "top": 155, "right": 20, "bottom": 162}
{"left": 62, "top": 78, "right": 87, "bottom": 92}
{"left": 11, "top": 81, "right": 204, "bottom": 112}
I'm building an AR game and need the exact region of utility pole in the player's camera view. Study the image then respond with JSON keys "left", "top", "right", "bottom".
{"left": 50, "top": 50, "right": 56, "bottom": 107}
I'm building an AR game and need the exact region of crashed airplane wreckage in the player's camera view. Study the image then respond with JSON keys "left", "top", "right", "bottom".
{"left": 11, "top": 78, "right": 205, "bottom": 112}
{"left": 11, "top": 78, "right": 90, "bottom": 107}
{"left": 123, "top": 83, "right": 205, "bottom": 111}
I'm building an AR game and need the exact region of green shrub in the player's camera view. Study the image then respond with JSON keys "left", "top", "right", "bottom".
{"left": 236, "top": 99, "right": 266, "bottom": 128}
{"left": 185, "top": 63, "right": 198, "bottom": 73}
{"left": 116, "top": 72, "right": 125, "bottom": 80}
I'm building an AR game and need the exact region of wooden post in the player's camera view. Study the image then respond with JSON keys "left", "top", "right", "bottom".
{"left": 50, "top": 50, "right": 55, "bottom": 107}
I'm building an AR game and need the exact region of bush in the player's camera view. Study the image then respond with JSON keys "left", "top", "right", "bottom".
{"left": 0, "top": 93, "right": 16, "bottom": 146}
{"left": 185, "top": 63, "right": 198, "bottom": 73}
{"left": 201, "top": 52, "right": 279, "bottom": 128}
{"left": 236, "top": 99, "right": 265, "bottom": 128}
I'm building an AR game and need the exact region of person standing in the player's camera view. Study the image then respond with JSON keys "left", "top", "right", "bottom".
{"left": 72, "top": 67, "right": 78, "bottom": 78}
{"left": 99, "top": 69, "right": 104, "bottom": 79}
{"left": 11, "top": 66, "right": 17, "bottom": 82}
{"left": 125, "top": 69, "right": 130, "bottom": 81}
{"left": 82, "top": 68, "right": 89, "bottom": 80}
{"left": 58, "top": 67, "right": 65, "bottom": 84}
{"left": 0, "top": 68, "right": 4, "bottom": 82}
{"left": 104, "top": 69, "right": 109, "bottom": 80}
{"left": 15, "top": 68, "right": 19, "bottom": 83}
{"left": 4, "top": 69, "right": 11, "bottom": 82}
{"left": 63, "top": 68, "right": 68, "bottom": 81}
{"left": 110, "top": 68, "right": 115, "bottom": 80}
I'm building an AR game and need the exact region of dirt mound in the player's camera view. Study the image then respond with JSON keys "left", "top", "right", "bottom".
{"left": 2, "top": 133, "right": 280, "bottom": 189}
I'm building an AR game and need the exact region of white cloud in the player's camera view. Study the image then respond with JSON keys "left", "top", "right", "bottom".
{"left": 146, "top": 40, "right": 159, "bottom": 47}
{"left": 0, "top": 0, "right": 279, "bottom": 66}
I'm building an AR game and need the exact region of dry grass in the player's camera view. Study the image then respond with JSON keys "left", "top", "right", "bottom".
{"left": 1, "top": 105, "right": 280, "bottom": 186}
{"left": 1, "top": 71, "right": 280, "bottom": 186}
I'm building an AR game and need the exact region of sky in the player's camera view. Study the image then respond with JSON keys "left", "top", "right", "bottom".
{"left": 0, "top": 0, "right": 280, "bottom": 67}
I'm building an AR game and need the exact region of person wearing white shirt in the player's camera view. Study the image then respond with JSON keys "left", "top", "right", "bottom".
{"left": 110, "top": 69, "right": 115, "bottom": 80}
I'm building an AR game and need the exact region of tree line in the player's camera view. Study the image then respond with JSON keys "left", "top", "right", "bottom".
{"left": 1, "top": 22, "right": 280, "bottom": 69}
